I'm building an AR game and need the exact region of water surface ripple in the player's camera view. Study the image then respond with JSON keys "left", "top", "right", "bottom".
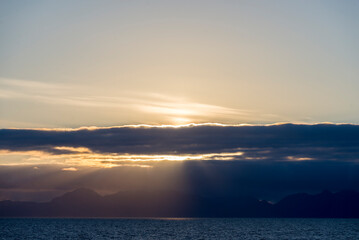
{"left": 1, "top": 218, "right": 359, "bottom": 240}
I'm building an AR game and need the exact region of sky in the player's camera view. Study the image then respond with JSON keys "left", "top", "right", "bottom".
{"left": 0, "top": 0, "right": 359, "bottom": 202}
{"left": 1, "top": 0, "right": 358, "bottom": 127}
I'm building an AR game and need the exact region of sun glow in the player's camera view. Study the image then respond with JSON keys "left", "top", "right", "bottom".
{"left": 171, "top": 117, "right": 192, "bottom": 125}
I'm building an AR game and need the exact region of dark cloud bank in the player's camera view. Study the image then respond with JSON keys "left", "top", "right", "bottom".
{"left": 2, "top": 123, "right": 359, "bottom": 160}
{"left": 1, "top": 123, "right": 359, "bottom": 203}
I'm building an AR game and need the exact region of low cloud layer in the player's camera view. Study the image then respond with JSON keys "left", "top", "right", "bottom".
{"left": 2, "top": 123, "right": 359, "bottom": 201}
{"left": 1, "top": 123, "right": 359, "bottom": 163}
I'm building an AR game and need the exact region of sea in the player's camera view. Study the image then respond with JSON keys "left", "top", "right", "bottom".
{"left": 1, "top": 218, "right": 359, "bottom": 239}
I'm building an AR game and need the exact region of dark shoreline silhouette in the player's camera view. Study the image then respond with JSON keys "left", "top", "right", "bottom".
{"left": 1, "top": 189, "right": 359, "bottom": 218}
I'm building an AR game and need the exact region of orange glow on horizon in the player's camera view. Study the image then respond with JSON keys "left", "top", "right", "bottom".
{"left": 0, "top": 148, "right": 245, "bottom": 168}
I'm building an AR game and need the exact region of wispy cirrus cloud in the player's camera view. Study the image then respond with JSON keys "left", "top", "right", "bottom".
{"left": 0, "top": 77, "right": 282, "bottom": 125}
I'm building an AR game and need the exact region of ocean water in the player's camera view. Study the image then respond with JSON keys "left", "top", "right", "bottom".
{"left": 1, "top": 218, "right": 359, "bottom": 240}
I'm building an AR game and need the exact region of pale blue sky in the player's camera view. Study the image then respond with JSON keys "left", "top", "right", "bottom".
{"left": 1, "top": 0, "right": 358, "bottom": 127}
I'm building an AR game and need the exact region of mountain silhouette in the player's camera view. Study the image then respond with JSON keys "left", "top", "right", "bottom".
{"left": 1, "top": 189, "right": 359, "bottom": 218}
{"left": 274, "top": 190, "right": 359, "bottom": 218}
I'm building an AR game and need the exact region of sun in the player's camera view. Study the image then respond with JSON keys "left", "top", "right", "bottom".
{"left": 171, "top": 117, "right": 192, "bottom": 125}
